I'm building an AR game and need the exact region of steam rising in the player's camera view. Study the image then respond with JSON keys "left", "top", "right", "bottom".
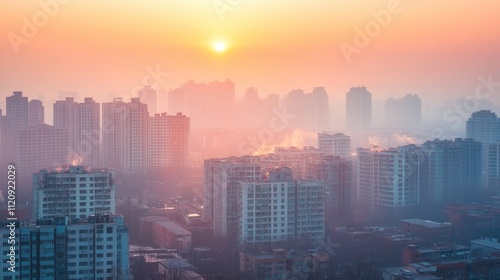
{"left": 252, "top": 129, "right": 317, "bottom": 156}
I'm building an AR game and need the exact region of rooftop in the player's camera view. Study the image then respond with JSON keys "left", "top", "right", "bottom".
{"left": 155, "top": 221, "right": 191, "bottom": 236}
{"left": 402, "top": 218, "right": 451, "bottom": 229}
{"left": 471, "top": 238, "right": 500, "bottom": 250}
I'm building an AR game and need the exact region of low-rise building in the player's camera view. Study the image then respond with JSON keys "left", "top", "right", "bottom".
{"left": 402, "top": 244, "right": 470, "bottom": 266}
{"left": 152, "top": 221, "right": 192, "bottom": 253}
{"left": 401, "top": 219, "right": 452, "bottom": 242}
{"left": 471, "top": 238, "right": 500, "bottom": 257}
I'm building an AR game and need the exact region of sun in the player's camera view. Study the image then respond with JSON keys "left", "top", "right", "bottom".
{"left": 213, "top": 42, "right": 227, "bottom": 53}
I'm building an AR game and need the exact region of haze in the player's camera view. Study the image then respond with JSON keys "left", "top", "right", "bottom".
{"left": 1, "top": 1, "right": 500, "bottom": 116}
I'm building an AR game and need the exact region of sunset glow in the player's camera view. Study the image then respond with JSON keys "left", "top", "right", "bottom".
{"left": 213, "top": 42, "right": 227, "bottom": 53}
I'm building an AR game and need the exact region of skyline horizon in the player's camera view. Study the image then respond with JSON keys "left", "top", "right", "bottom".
{"left": 2, "top": 1, "right": 500, "bottom": 105}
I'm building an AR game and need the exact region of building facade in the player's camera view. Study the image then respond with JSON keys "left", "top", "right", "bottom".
{"left": 317, "top": 132, "right": 351, "bottom": 158}
{"left": 356, "top": 145, "right": 422, "bottom": 216}
{"left": 32, "top": 166, "right": 116, "bottom": 220}
{"left": 0, "top": 214, "right": 129, "bottom": 280}
{"left": 204, "top": 156, "right": 262, "bottom": 237}
{"left": 421, "top": 138, "right": 482, "bottom": 204}
{"left": 148, "top": 112, "right": 190, "bottom": 171}
{"left": 238, "top": 167, "right": 324, "bottom": 247}
{"left": 346, "top": 86, "right": 372, "bottom": 131}
{"left": 102, "top": 98, "right": 149, "bottom": 174}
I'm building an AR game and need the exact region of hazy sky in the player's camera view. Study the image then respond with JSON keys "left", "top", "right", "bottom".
{"left": 1, "top": 1, "right": 500, "bottom": 109}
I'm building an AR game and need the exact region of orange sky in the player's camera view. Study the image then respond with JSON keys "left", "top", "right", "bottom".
{"left": 1, "top": 1, "right": 499, "bottom": 110}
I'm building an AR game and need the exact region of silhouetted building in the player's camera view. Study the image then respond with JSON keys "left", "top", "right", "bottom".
{"left": 102, "top": 98, "right": 149, "bottom": 174}
{"left": 54, "top": 97, "right": 101, "bottom": 167}
{"left": 346, "top": 86, "right": 372, "bottom": 131}
{"left": 17, "top": 124, "right": 70, "bottom": 175}
{"left": 148, "top": 112, "right": 190, "bottom": 171}
{"left": 281, "top": 87, "right": 330, "bottom": 131}
{"left": 168, "top": 80, "right": 235, "bottom": 128}
{"left": 28, "top": 99, "right": 44, "bottom": 126}
{"left": 1, "top": 91, "right": 29, "bottom": 165}
{"left": 138, "top": 85, "right": 158, "bottom": 116}
{"left": 54, "top": 97, "right": 77, "bottom": 150}
{"left": 385, "top": 94, "right": 421, "bottom": 129}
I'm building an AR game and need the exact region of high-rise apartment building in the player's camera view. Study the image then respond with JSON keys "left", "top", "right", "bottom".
{"left": 54, "top": 97, "right": 101, "bottom": 167}
{"left": 32, "top": 166, "right": 116, "bottom": 220}
{"left": 168, "top": 80, "right": 235, "bottom": 128}
{"left": 17, "top": 124, "right": 70, "bottom": 175}
{"left": 346, "top": 86, "right": 372, "bottom": 131}
{"left": 466, "top": 110, "right": 500, "bottom": 144}
{"left": 148, "top": 112, "right": 190, "bottom": 171}
{"left": 466, "top": 110, "right": 500, "bottom": 188}
{"left": 489, "top": 141, "right": 500, "bottom": 193}
{"left": 28, "top": 99, "right": 44, "bottom": 126}
{"left": 0, "top": 214, "right": 129, "bottom": 280}
{"left": 310, "top": 156, "right": 352, "bottom": 229}
{"left": 385, "top": 94, "right": 421, "bottom": 129}
{"left": 204, "top": 156, "right": 262, "bottom": 237}
{"left": 102, "top": 98, "right": 148, "bottom": 174}
{"left": 356, "top": 145, "right": 422, "bottom": 215}
{"left": 54, "top": 97, "right": 77, "bottom": 149}
{"left": 1, "top": 92, "right": 29, "bottom": 164}
{"left": 421, "top": 138, "right": 483, "bottom": 204}
{"left": 238, "top": 167, "right": 324, "bottom": 247}
{"left": 75, "top": 98, "right": 101, "bottom": 167}
{"left": 281, "top": 87, "right": 330, "bottom": 131}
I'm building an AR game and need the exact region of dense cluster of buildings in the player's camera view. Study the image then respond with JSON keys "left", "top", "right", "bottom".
{"left": 0, "top": 91, "right": 190, "bottom": 183}
{"left": 0, "top": 166, "right": 129, "bottom": 280}
{"left": 1, "top": 82, "right": 500, "bottom": 279}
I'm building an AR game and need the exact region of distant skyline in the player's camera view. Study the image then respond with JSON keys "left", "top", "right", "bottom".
{"left": 1, "top": 1, "right": 500, "bottom": 120}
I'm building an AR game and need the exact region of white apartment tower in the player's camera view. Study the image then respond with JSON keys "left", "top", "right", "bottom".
{"left": 32, "top": 166, "right": 116, "bottom": 220}
{"left": 356, "top": 145, "right": 421, "bottom": 213}
{"left": 238, "top": 167, "right": 324, "bottom": 247}
{"left": 0, "top": 215, "right": 129, "bottom": 280}
{"left": 204, "top": 156, "right": 262, "bottom": 237}
{"left": 318, "top": 132, "right": 351, "bottom": 158}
